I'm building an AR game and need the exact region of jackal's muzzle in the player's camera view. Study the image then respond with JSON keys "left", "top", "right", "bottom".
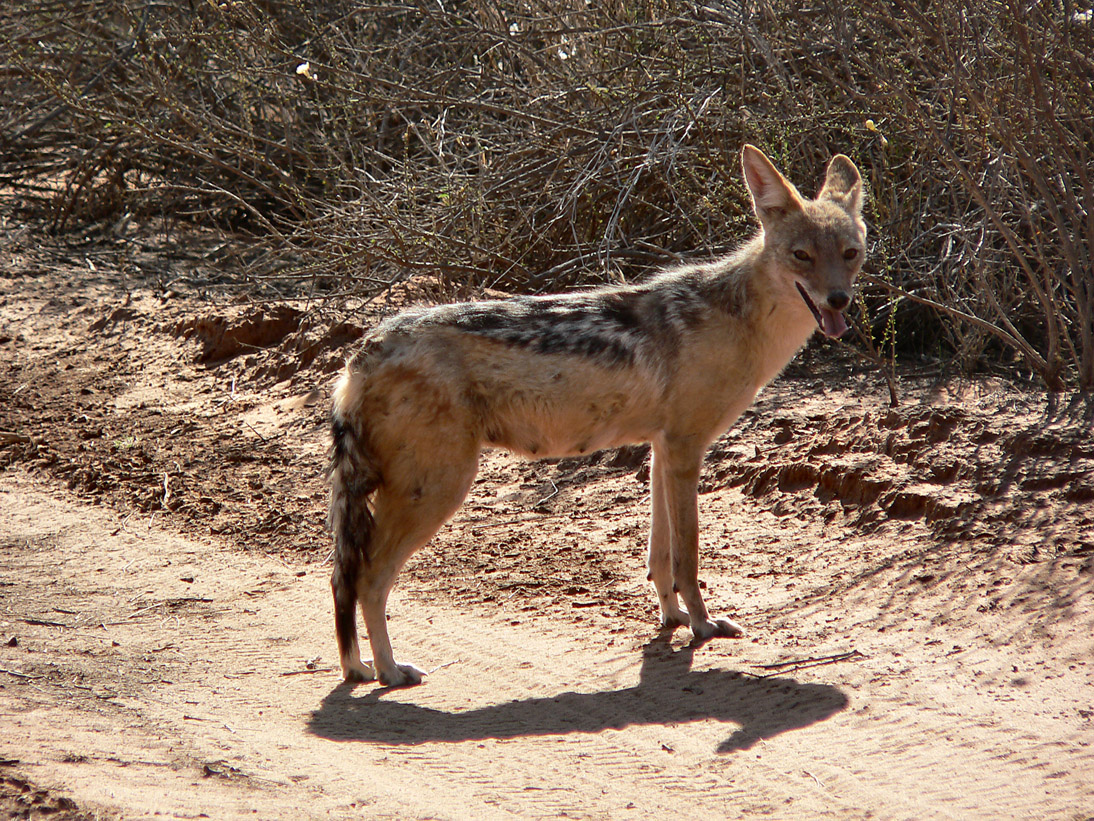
{"left": 795, "top": 282, "right": 850, "bottom": 339}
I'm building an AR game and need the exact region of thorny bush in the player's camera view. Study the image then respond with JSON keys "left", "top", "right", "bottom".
{"left": 1, "top": 0, "right": 1091, "bottom": 389}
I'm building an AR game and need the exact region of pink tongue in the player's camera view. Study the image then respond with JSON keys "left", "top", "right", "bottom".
{"left": 819, "top": 307, "right": 848, "bottom": 338}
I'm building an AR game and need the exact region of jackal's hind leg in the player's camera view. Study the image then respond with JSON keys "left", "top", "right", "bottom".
{"left": 331, "top": 534, "right": 375, "bottom": 683}
{"left": 340, "top": 637, "right": 376, "bottom": 683}
{"left": 359, "top": 579, "right": 423, "bottom": 687}
{"left": 359, "top": 441, "right": 479, "bottom": 687}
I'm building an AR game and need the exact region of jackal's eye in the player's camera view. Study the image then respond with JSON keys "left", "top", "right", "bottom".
{"left": 843, "top": 248, "right": 859, "bottom": 261}
{"left": 793, "top": 249, "right": 812, "bottom": 262}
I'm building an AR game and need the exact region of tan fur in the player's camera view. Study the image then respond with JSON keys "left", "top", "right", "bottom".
{"left": 329, "top": 145, "right": 867, "bottom": 686}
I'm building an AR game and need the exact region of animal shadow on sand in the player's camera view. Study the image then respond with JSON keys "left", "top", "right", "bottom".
{"left": 307, "top": 635, "right": 848, "bottom": 753}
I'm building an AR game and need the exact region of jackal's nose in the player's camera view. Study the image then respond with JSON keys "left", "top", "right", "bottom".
{"left": 827, "top": 290, "right": 851, "bottom": 311}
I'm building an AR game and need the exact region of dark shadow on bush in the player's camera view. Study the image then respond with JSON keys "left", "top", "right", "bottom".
{"left": 306, "top": 636, "right": 848, "bottom": 753}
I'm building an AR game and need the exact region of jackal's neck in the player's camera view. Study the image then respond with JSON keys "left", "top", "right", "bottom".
{"left": 688, "top": 236, "right": 765, "bottom": 319}
{"left": 720, "top": 235, "right": 818, "bottom": 386}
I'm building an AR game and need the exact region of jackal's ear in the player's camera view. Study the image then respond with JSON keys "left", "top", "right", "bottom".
{"left": 741, "top": 144, "right": 804, "bottom": 226}
{"left": 818, "top": 154, "right": 863, "bottom": 215}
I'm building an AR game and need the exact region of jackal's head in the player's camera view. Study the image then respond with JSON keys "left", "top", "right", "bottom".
{"left": 741, "top": 144, "right": 866, "bottom": 338}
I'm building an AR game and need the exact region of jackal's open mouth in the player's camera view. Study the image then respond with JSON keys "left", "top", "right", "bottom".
{"left": 795, "top": 282, "right": 848, "bottom": 339}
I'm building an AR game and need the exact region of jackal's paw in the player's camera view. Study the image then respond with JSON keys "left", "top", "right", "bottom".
{"left": 377, "top": 662, "right": 426, "bottom": 688}
{"left": 342, "top": 660, "right": 376, "bottom": 683}
{"left": 691, "top": 617, "right": 745, "bottom": 642}
{"left": 659, "top": 609, "right": 691, "bottom": 630}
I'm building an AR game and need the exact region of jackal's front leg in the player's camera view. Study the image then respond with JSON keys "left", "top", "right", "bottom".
{"left": 656, "top": 440, "right": 744, "bottom": 642}
{"left": 648, "top": 449, "right": 689, "bottom": 629}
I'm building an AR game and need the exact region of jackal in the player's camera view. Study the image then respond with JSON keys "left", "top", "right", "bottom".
{"left": 329, "top": 144, "right": 866, "bottom": 686}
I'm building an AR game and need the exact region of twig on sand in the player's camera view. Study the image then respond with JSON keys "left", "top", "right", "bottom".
{"left": 23, "top": 617, "right": 69, "bottom": 628}
{"left": 750, "top": 649, "right": 864, "bottom": 677}
{"left": 244, "top": 420, "right": 268, "bottom": 443}
{"left": 127, "top": 603, "right": 163, "bottom": 620}
{"left": 804, "top": 770, "right": 828, "bottom": 791}
{"left": 279, "top": 666, "right": 337, "bottom": 677}
{"left": 535, "top": 479, "right": 560, "bottom": 508}
{"left": 0, "top": 667, "right": 45, "bottom": 680}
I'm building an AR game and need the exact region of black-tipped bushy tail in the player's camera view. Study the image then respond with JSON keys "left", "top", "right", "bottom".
{"left": 328, "top": 412, "right": 381, "bottom": 663}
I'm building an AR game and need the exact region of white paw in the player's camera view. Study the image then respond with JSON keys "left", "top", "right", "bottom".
{"left": 691, "top": 617, "right": 745, "bottom": 641}
{"left": 377, "top": 662, "right": 426, "bottom": 688}
{"left": 660, "top": 608, "right": 691, "bottom": 629}
{"left": 342, "top": 659, "right": 376, "bottom": 683}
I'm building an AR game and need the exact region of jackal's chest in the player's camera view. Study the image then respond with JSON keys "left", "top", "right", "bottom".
{"left": 751, "top": 302, "right": 817, "bottom": 388}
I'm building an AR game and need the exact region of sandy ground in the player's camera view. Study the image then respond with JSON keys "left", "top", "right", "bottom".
{"left": 1, "top": 221, "right": 1093, "bottom": 819}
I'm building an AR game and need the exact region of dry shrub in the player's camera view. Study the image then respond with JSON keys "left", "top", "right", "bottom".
{"left": 1, "top": 0, "right": 1091, "bottom": 388}
{"left": 843, "top": 0, "right": 1094, "bottom": 390}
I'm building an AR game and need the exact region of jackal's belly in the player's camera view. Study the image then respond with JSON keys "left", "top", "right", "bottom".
{"left": 487, "top": 421, "right": 644, "bottom": 459}
{"left": 480, "top": 388, "right": 658, "bottom": 459}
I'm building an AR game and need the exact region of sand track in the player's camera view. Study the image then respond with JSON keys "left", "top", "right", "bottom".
{"left": 2, "top": 468, "right": 1092, "bottom": 820}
